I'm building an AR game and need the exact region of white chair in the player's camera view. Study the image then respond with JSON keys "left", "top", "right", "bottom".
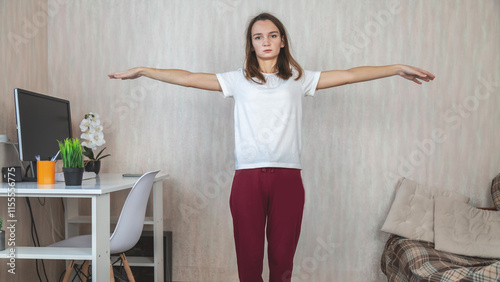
{"left": 50, "top": 170, "right": 160, "bottom": 282}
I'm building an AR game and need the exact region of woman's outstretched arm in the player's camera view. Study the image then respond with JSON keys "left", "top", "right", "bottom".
{"left": 108, "top": 67, "right": 222, "bottom": 91}
{"left": 316, "top": 64, "right": 435, "bottom": 90}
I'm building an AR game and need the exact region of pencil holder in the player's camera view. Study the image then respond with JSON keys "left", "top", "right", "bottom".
{"left": 37, "top": 161, "right": 55, "bottom": 184}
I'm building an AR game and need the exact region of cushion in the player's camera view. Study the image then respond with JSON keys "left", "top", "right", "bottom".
{"left": 381, "top": 178, "right": 469, "bottom": 242}
{"left": 491, "top": 172, "right": 500, "bottom": 210}
{"left": 434, "top": 196, "right": 500, "bottom": 259}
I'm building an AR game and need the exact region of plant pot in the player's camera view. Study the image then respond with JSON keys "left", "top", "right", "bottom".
{"left": 85, "top": 160, "right": 101, "bottom": 175}
{"left": 0, "top": 230, "right": 5, "bottom": 251}
{"left": 63, "top": 167, "right": 84, "bottom": 186}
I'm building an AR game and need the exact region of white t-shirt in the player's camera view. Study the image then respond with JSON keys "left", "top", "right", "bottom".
{"left": 216, "top": 68, "right": 321, "bottom": 170}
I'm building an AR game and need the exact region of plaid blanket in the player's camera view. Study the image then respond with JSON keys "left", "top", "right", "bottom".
{"left": 381, "top": 235, "right": 500, "bottom": 282}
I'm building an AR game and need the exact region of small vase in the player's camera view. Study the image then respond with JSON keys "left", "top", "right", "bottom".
{"left": 63, "top": 167, "right": 84, "bottom": 186}
{"left": 0, "top": 230, "right": 5, "bottom": 251}
{"left": 85, "top": 160, "right": 101, "bottom": 175}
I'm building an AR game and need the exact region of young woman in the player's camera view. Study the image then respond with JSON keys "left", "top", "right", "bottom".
{"left": 108, "top": 12, "right": 434, "bottom": 282}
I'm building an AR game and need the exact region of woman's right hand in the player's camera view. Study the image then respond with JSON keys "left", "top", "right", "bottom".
{"left": 108, "top": 67, "right": 144, "bottom": 80}
{"left": 107, "top": 67, "right": 221, "bottom": 91}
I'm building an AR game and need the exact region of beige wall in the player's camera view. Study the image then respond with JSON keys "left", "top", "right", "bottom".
{"left": 0, "top": 0, "right": 66, "bottom": 281}
{"left": 1, "top": 0, "right": 500, "bottom": 281}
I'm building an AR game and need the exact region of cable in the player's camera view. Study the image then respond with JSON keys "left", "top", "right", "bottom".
{"left": 72, "top": 263, "right": 90, "bottom": 281}
{"left": 38, "top": 197, "right": 46, "bottom": 206}
{"left": 26, "top": 198, "right": 50, "bottom": 282}
{"left": 111, "top": 257, "right": 128, "bottom": 282}
{"left": 25, "top": 163, "right": 31, "bottom": 178}
{"left": 61, "top": 198, "right": 65, "bottom": 213}
{"left": 58, "top": 270, "right": 64, "bottom": 282}
{"left": 38, "top": 198, "right": 65, "bottom": 243}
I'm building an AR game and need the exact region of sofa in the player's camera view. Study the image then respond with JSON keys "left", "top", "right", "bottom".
{"left": 380, "top": 174, "right": 500, "bottom": 281}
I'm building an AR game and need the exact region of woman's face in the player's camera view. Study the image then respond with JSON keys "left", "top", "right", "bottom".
{"left": 251, "top": 20, "right": 285, "bottom": 63}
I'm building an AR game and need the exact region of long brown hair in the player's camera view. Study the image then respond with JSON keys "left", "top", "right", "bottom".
{"left": 244, "top": 13, "right": 303, "bottom": 84}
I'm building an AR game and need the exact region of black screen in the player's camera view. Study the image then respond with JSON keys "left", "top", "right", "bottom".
{"left": 14, "top": 88, "right": 72, "bottom": 161}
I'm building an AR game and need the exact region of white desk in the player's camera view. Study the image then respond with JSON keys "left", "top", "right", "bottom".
{"left": 0, "top": 172, "right": 167, "bottom": 281}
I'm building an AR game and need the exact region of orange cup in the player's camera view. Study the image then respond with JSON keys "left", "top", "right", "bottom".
{"left": 37, "top": 161, "right": 55, "bottom": 184}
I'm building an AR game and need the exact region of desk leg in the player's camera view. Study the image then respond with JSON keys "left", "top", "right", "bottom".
{"left": 92, "top": 194, "right": 110, "bottom": 281}
{"left": 153, "top": 180, "right": 165, "bottom": 282}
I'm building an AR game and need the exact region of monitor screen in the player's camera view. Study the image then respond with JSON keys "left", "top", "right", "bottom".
{"left": 14, "top": 88, "right": 72, "bottom": 161}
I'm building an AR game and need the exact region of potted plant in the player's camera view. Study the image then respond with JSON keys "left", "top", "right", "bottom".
{"left": 80, "top": 113, "right": 110, "bottom": 174}
{"left": 58, "top": 138, "right": 84, "bottom": 185}
{"left": 0, "top": 217, "right": 5, "bottom": 251}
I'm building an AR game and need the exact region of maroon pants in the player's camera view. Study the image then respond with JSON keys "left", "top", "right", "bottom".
{"left": 230, "top": 168, "right": 305, "bottom": 282}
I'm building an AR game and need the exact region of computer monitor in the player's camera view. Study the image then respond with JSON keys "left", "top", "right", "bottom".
{"left": 14, "top": 88, "right": 72, "bottom": 178}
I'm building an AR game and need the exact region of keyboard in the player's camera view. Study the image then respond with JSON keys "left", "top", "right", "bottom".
{"left": 55, "top": 171, "right": 97, "bottom": 182}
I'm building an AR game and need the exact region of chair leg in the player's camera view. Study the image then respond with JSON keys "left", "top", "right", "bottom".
{"left": 110, "top": 260, "right": 115, "bottom": 282}
{"left": 62, "top": 260, "right": 75, "bottom": 282}
{"left": 120, "top": 253, "right": 136, "bottom": 282}
{"left": 81, "top": 260, "right": 89, "bottom": 282}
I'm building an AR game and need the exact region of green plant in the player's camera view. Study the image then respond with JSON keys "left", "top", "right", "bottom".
{"left": 57, "top": 138, "right": 84, "bottom": 168}
{"left": 0, "top": 217, "right": 2, "bottom": 230}
{"left": 83, "top": 146, "right": 110, "bottom": 161}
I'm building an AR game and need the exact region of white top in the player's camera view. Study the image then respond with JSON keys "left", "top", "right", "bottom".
{"left": 216, "top": 68, "right": 321, "bottom": 170}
